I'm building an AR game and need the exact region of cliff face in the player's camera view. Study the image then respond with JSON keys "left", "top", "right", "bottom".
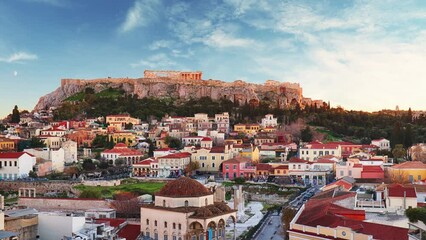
{"left": 34, "top": 76, "right": 321, "bottom": 111}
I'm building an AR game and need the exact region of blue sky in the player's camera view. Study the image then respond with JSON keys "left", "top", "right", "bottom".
{"left": 1, "top": 0, "right": 426, "bottom": 118}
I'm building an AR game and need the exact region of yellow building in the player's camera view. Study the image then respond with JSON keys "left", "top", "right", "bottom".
{"left": 0, "top": 139, "right": 15, "bottom": 151}
{"left": 239, "top": 145, "right": 260, "bottom": 163}
{"left": 388, "top": 161, "right": 426, "bottom": 183}
{"left": 233, "top": 124, "right": 261, "bottom": 135}
{"left": 108, "top": 131, "right": 136, "bottom": 147}
{"left": 191, "top": 145, "right": 233, "bottom": 172}
{"left": 106, "top": 114, "right": 140, "bottom": 131}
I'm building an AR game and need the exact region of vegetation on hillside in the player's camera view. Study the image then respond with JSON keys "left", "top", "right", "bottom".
{"left": 53, "top": 87, "right": 426, "bottom": 146}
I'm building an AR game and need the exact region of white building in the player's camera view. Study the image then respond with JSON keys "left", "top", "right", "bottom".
{"left": 261, "top": 114, "right": 278, "bottom": 128}
{"left": 0, "top": 152, "right": 36, "bottom": 180}
{"left": 299, "top": 143, "right": 342, "bottom": 161}
{"left": 62, "top": 140, "right": 77, "bottom": 164}
{"left": 158, "top": 152, "right": 191, "bottom": 177}
{"left": 214, "top": 112, "right": 230, "bottom": 133}
{"left": 371, "top": 138, "right": 391, "bottom": 151}
{"left": 182, "top": 136, "right": 204, "bottom": 146}
{"left": 24, "top": 148, "right": 65, "bottom": 172}
{"left": 37, "top": 212, "right": 86, "bottom": 240}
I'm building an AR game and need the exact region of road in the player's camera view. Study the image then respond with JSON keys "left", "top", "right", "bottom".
{"left": 253, "top": 213, "right": 285, "bottom": 240}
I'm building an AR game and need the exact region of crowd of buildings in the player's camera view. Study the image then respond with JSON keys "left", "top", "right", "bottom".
{"left": 1, "top": 111, "right": 426, "bottom": 239}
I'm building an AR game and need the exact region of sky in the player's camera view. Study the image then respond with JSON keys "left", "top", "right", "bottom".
{"left": 1, "top": 0, "right": 426, "bottom": 118}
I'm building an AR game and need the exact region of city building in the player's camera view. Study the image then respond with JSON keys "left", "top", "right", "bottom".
{"left": 299, "top": 142, "right": 342, "bottom": 161}
{"left": 157, "top": 152, "right": 191, "bottom": 177}
{"left": 140, "top": 177, "right": 236, "bottom": 240}
{"left": 371, "top": 138, "right": 391, "bottom": 151}
{"left": 260, "top": 114, "right": 278, "bottom": 128}
{"left": 0, "top": 152, "right": 36, "bottom": 180}
{"left": 106, "top": 114, "right": 141, "bottom": 131}
{"left": 388, "top": 161, "right": 426, "bottom": 183}
{"left": 222, "top": 156, "right": 256, "bottom": 180}
{"left": 101, "top": 143, "right": 144, "bottom": 165}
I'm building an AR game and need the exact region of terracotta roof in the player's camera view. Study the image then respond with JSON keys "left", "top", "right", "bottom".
{"left": 316, "top": 159, "right": 336, "bottom": 164}
{"left": 222, "top": 156, "right": 251, "bottom": 164}
{"left": 117, "top": 224, "right": 141, "bottom": 240}
{"left": 325, "top": 179, "right": 354, "bottom": 191}
{"left": 0, "top": 152, "right": 33, "bottom": 159}
{"left": 158, "top": 152, "right": 191, "bottom": 159}
{"left": 156, "top": 176, "right": 212, "bottom": 198}
{"left": 362, "top": 165, "right": 384, "bottom": 172}
{"left": 353, "top": 163, "right": 363, "bottom": 168}
{"left": 306, "top": 143, "right": 340, "bottom": 149}
{"left": 388, "top": 184, "right": 417, "bottom": 198}
{"left": 95, "top": 218, "right": 126, "bottom": 228}
{"left": 288, "top": 157, "right": 308, "bottom": 163}
{"left": 391, "top": 161, "right": 426, "bottom": 169}
{"left": 274, "top": 165, "right": 288, "bottom": 170}
{"left": 102, "top": 144, "right": 142, "bottom": 156}
{"left": 256, "top": 163, "right": 273, "bottom": 171}
{"left": 209, "top": 146, "right": 225, "bottom": 153}
{"left": 201, "top": 137, "right": 212, "bottom": 141}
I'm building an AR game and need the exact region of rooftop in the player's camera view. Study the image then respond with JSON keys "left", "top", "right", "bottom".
{"left": 155, "top": 176, "right": 212, "bottom": 198}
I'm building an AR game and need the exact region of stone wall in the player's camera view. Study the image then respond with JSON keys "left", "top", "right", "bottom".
{"left": 0, "top": 181, "right": 79, "bottom": 195}
{"left": 18, "top": 197, "right": 110, "bottom": 211}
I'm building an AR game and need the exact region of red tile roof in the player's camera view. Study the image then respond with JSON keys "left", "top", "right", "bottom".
{"left": 391, "top": 161, "right": 426, "bottom": 169}
{"left": 325, "top": 179, "right": 353, "bottom": 191}
{"left": 0, "top": 152, "right": 33, "bottom": 159}
{"left": 201, "top": 137, "right": 212, "bottom": 141}
{"left": 102, "top": 144, "right": 143, "bottom": 156}
{"left": 158, "top": 152, "right": 191, "bottom": 159}
{"left": 362, "top": 166, "right": 384, "bottom": 172}
{"left": 307, "top": 143, "right": 340, "bottom": 149}
{"left": 156, "top": 176, "right": 212, "bottom": 197}
{"left": 353, "top": 163, "right": 363, "bottom": 168}
{"left": 288, "top": 157, "right": 308, "bottom": 163}
{"left": 274, "top": 165, "right": 288, "bottom": 170}
{"left": 388, "top": 184, "right": 417, "bottom": 198}
{"left": 209, "top": 146, "right": 225, "bottom": 153}
{"left": 256, "top": 163, "right": 273, "bottom": 171}
{"left": 117, "top": 224, "right": 141, "bottom": 240}
{"left": 95, "top": 218, "right": 126, "bottom": 228}
{"left": 222, "top": 156, "right": 251, "bottom": 164}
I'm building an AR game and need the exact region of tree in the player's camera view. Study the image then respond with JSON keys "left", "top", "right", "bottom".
{"left": 391, "top": 122, "right": 404, "bottom": 148}
{"left": 282, "top": 207, "right": 297, "bottom": 238}
{"left": 164, "top": 136, "right": 182, "bottom": 149}
{"left": 184, "top": 161, "right": 200, "bottom": 176}
{"left": 124, "top": 122, "right": 133, "bottom": 130}
{"left": 82, "top": 159, "right": 96, "bottom": 171}
{"left": 115, "top": 158, "right": 125, "bottom": 166}
{"left": 406, "top": 207, "right": 426, "bottom": 223}
{"left": 11, "top": 105, "right": 20, "bottom": 123}
{"left": 404, "top": 124, "right": 413, "bottom": 148}
{"left": 145, "top": 139, "right": 155, "bottom": 157}
{"left": 388, "top": 169, "right": 408, "bottom": 184}
{"left": 111, "top": 192, "right": 140, "bottom": 218}
{"left": 301, "top": 126, "right": 313, "bottom": 142}
{"left": 79, "top": 189, "right": 102, "bottom": 199}
{"left": 392, "top": 144, "right": 406, "bottom": 161}
{"left": 18, "top": 137, "right": 46, "bottom": 151}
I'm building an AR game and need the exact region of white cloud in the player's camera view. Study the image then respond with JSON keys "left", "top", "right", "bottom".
{"left": 119, "top": 0, "right": 160, "bottom": 33}
{"left": 130, "top": 53, "right": 177, "bottom": 68}
{"left": 13, "top": 71, "right": 18, "bottom": 77}
{"left": 204, "top": 29, "right": 256, "bottom": 48}
{"left": 0, "top": 52, "right": 38, "bottom": 63}
{"left": 149, "top": 40, "right": 174, "bottom": 50}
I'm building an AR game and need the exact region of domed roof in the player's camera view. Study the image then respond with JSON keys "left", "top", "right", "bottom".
{"left": 156, "top": 176, "right": 213, "bottom": 198}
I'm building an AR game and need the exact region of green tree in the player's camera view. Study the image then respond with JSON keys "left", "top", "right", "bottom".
{"left": 405, "top": 207, "right": 426, "bottom": 223}
{"left": 164, "top": 136, "right": 182, "bottom": 149}
{"left": 392, "top": 144, "right": 406, "bottom": 161}
{"left": 18, "top": 137, "right": 46, "bottom": 151}
{"left": 82, "top": 159, "right": 96, "bottom": 171}
{"left": 114, "top": 158, "right": 125, "bottom": 166}
{"left": 282, "top": 207, "right": 297, "bottom": 238}
{"left": 301, "top": 126, "right": 313, "bottom": 142}
{"left": 11, "top": 105, "right": 20, "bottom": 123}
{"left": 79, "top": 189, "right": 102, "bottom": 199}
{"left": 404, "top": 124, "right": 413, "bottom": 148}
{"left": 391, "top": 122, "right": 404, "bottom": 148}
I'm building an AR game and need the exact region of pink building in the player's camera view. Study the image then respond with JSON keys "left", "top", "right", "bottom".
{"left": 222, "top": 156, "right": 255, "bottom": 180}
{"left": 336, "top": 162, "right": 363, "bottom": 179}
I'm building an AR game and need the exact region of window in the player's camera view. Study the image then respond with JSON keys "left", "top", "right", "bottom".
{"left": 212, "top": 163, "right": 215, "bottom": 168}
{"left": 409, "top": 175, "right": 414, "bottom": 183}
{"left": 185, "top": 201, "right": 189, "bottom": 207}
{"left": 173, "top": 223, "right": 176, "bottom": 229}
{"left": 301, "top": 151, "right": 304, "bottom": 155}
{"left": 14, "top": 161, "right": 17, "bottom": 167}
{"left": 155, "top": 221, "right": 157, "bottom": 227}
{"left": 212, "top": 156, "right": 215, "bottom": 160}
{"left": 163, "top": 200, "right": 166, "bottom": 207}
{"left": 226, "top": 173, "right": 229, "bottom": 178}
{"left": 340, "top": 171, "right": 344, "bottom": 177}
{"left": 178, "top": 224, "right": 181, "bottom": 230}
{"left": 202, "top": 163, "right": 205, "bottom": 168}
{"left": 221, "top": 156, "right": 224, "bottom": 160}
{"left": 233, "top": 164, "right": 237, "bottom": 170}
{"left": 164, "top": 222, "right": 167, "bottom": 228}
{"left": 277, "top": 170, "right": 280, "bottom": 174}
{"left": 298, "top": 165, "right": 301, "bottom": 169}
{"left": 348, "top": 170, "right": 352, "bottom": 176}
{"left": 147, "top": 219, "right": 149, "bottom": 225}
{"left": 225, "top": 165, "right": 229, "bottom": 170}
{"left": 233, "top": 173, "right": 236, "bottom": 178}
{"left": 313, "top": 151, "right": 316, "bottom": 155}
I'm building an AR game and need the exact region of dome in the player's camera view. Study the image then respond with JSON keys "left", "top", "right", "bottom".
{"left": 156, "top": 176, "right": 212, "bottom": 198}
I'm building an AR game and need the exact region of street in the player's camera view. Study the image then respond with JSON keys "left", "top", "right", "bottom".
{"left": 253, "top": 213, "right": 285, "bottom": 240}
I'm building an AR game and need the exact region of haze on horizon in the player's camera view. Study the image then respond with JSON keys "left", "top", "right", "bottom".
{"left": 1, "top": 0, "right": 426, "bottom": 118}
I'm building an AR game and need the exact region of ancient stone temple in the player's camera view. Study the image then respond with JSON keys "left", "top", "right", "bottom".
{"left": 144, "top": 70, "right": 202, "bottom": 80}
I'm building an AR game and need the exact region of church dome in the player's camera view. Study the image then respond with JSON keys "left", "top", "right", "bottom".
{"left": 156, "top": 176, "right": 212, "bottom": 198}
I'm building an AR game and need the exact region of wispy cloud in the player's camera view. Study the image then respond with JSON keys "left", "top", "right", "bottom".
{"left": 130, "top": 53, "right": 177, "bottom": 68}
{"left": 204, "top": 29, "right": 256, "bottom": 48}
{"left": 0, "top": 52, "right": 38, "bottom": 63}
{"left": 23, "top": 0, "right": 69, "bottom": 7}
{"left": 149, "top": 40, "right": 174, "bottom": 50}
{"left": 119, "top": 0, "right": 160, "bottom": 33}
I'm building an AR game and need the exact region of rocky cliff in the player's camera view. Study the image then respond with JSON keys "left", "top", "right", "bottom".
{"left": 34, "top": 72, "right": 323, "bottom": 111}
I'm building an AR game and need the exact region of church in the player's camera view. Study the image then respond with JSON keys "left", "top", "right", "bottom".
{"left": 140, "top": 177, "right": 237, "bottom": 240}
